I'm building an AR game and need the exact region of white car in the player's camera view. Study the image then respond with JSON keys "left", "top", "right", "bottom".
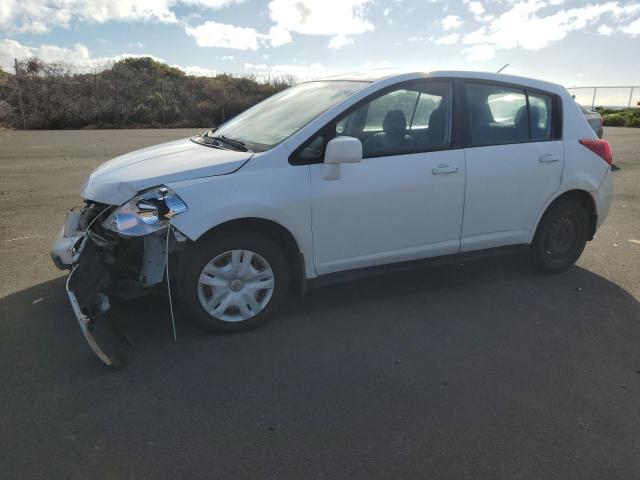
{"left": 52, "top": 70, "right": 614, "bottom": 366}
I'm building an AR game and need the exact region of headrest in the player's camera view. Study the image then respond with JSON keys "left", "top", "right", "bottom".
{"left": 383, "top": 109, "right": 407, "bottom": 136}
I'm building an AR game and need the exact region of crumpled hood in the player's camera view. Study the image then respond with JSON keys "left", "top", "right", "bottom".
{"left": 81, "top": 138, "right": 253, "bottom": 204}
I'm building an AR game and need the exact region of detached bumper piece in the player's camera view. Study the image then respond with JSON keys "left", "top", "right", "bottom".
{"left": 66, "top": 238, "right": 124, "bottom": 369}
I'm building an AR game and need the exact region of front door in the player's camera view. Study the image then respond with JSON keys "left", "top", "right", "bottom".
{"left": 307, "top": 81, "right": 467, "bottom": 275}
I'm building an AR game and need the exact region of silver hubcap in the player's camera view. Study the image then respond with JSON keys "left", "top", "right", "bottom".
{"left": 197, "top": 250, "right": 275, "bottom": 322}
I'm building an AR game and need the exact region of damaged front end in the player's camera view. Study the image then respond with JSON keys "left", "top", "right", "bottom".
{"left": 51, "top": 187, "right": 189, "bottom": 368}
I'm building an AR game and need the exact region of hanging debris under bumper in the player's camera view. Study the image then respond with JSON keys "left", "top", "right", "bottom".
{"left": 65, "top": 237, "right": 124, "bottom": 368}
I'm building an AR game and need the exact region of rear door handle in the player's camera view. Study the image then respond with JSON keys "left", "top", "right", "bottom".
{"left": 539, "top": 154, "right": 560, "bottom": 163}
{"left": 432, "top": 164, "right": 459, "bottom": 175}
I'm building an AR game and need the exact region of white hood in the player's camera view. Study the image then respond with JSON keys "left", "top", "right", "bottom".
{"left": 81, "top": 138, "right": 253, "bottom": 204}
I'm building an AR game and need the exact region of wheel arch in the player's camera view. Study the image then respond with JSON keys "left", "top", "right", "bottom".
{"left": 194, "top": 217, "right": 307, "bottom": 293}
{"left": 533, "top": 189, "right": 597, "bottom": 242}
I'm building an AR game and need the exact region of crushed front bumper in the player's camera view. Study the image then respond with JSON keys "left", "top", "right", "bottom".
{"left": 52, "top": 205, "right": 184, "bottom": 368}
{"left": 51, "top": 206, "right": 104, "bottom": 270}
{"left": 52, "top": 207, "right": 124, "bottom": 368}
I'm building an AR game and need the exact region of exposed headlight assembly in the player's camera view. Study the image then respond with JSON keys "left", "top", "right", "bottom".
{"left": 103, "top": 186, "right": 187, "bottom": 236}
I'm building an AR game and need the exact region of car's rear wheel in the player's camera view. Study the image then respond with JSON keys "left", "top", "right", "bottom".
{"left": 179, "top": 231, "right": 290, "bottom": 332}
{"left": 529, "top": 200, "right": 589, "bottom": 273}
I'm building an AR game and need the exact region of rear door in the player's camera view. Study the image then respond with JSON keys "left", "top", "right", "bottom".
{"left": 461, "top": 81, "right": 564, "bottom": 251}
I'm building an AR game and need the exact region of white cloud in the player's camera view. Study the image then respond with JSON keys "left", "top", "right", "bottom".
{"left": 244, "top": 59, "right": 395, "bottom": 81}
{"left": 597, "top": 24, "right": 613, "bottom": 35}
{"left": 0, "top": 0, "right": 242, "bottom": 35}
{"left": 1, "top": 37, "right": 232, "bottom": 78}
{"left": 442, "top": 15, "right": 462, "bottom": 30}
{"left": 328, "top": 34, "right": 354, "bottom": 49}
{"left": 434, "top": 33, "right": 459, "bottom": 45}
{"left": 185, "top": 0, "right": 373, "bottom": 50}
{"left": 181, "top": 0, "right": 242, "bottom": 7}
{"left": 461, "top": 43, "right": 495, "bottom": 61}
{"left": 185, "top": 21, "right": 259, "bottom": 50}
{"left": 461, "top": 0, "right": 640, "bottom": 60}
{"left": 244, "top": 61, "right": 329, "bottom": 80}
{"left": 362, "top": 60, "right": 392, "bottom": 69}
{"left": 268, "top": 0, "right": 374, "bottom": 37}
{"left": 0, "top": 38, "right": 165, "bottom": 72}
{"left": 244, "top": 62, "right": 268, "bottom": 70}
{"left": 221, "top": 55, "right": 235, "bottom": 60}
{"left": 177, "top": 65, "right": 220, "bottom": 76}
{"left": 622, "top": 18, "right": 640, "bottom": 35}
{"left": 466, "top": 1, "right": 485, "bottom": 16}
{"left": 265, "top": 25, "right": 292, "bottom": 47}
{"left": 0, "top": 39, "right": 94, "bottom": 71}
{"left": 0, "top": 39, "right": 33, "bottom": 70}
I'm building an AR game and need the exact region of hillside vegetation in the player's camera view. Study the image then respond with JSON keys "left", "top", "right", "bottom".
{"left": 0, "top": 57, "right": 292, "bottom": 129}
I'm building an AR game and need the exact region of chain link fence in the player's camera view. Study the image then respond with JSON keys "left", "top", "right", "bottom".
{"left": 567, "top": 86, "right": 640, "bottom": 110}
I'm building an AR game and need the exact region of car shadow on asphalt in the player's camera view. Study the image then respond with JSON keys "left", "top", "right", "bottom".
{"left": 2, "top": 254, "right": 639, "bottom": 378}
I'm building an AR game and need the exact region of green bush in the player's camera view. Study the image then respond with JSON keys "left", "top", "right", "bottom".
{"left": 628, "top": 116, "right": 640, "bottom": 128}
{"left": 598, "top": 108, "right": 640, "bottom": 128}
{"left": 603, "top": 114, "right": 626, "bottom": 127}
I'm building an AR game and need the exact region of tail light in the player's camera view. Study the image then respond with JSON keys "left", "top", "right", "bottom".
{"left": 579, "top": 138, "right": 613, "bottom": 165}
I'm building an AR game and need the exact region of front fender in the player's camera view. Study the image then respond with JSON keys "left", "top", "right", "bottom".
{"left": 166, "top": 162, "right": 316, "bottom": 278}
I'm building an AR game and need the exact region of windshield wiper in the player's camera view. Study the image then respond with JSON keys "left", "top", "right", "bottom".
{"left": 213, "top": 135, "right": 249, "bottom": 152}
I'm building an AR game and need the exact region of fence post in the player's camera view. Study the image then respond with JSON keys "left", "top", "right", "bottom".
{"left": 591, "top": 87, "right": 597, "bottom": 110}
{"left": 161, "top": 77, "right": 167, "bottom": 126}
{"left": 94, "top": 70, "right": 100, "bottom": 125}
{"left": 628, "top": 87, "right": 635, "bottom": 108}
{"left": 13, "top": 58, "right": 27, "bottom": 130}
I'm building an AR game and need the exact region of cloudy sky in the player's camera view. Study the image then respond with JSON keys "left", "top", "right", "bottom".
{"left": 1, "top": 0, "right": 639, "bottom": 86}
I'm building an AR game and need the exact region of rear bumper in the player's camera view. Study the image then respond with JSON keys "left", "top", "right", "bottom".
{"left": 594, "top": 169, "right": 614, "bottom": 229}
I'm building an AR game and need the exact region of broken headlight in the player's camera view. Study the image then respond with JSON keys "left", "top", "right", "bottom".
{"left": 103, "top": 186, "right": 187, "bottom": 237}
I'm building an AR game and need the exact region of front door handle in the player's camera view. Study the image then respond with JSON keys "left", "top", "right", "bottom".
{"left": 539, "top": 154, "right": 560, "bottom": 163}
{"left": 432, "top": 164, "right": 459, "bottom": 175}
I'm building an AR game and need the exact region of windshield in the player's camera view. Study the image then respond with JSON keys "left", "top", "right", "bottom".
{"left": 213, "top": 81, "right": 368, "bottom": 152}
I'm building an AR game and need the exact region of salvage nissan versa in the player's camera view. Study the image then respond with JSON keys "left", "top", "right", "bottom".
{"left": 51, "top": 70, "right": 614, "bottom": 367}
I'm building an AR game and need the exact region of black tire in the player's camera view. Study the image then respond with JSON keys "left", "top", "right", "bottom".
{"left": 178, "top": 230, "right": 290, "bottom": 333}
{"left": 529, "top": 200, "right": 589, "bottom": 273}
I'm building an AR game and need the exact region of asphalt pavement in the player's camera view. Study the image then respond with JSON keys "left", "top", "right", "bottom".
{"left": 1, "top": 127, "right": 639, "bottom": 479}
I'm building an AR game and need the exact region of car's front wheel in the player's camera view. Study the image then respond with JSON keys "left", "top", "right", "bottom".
{"left": 179, "top": 231, "right": 290, "bottom": 332}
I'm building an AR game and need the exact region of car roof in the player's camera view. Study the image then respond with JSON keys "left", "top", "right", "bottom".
{"left": 320, "top": 70, "right": 566, "bottom": 96}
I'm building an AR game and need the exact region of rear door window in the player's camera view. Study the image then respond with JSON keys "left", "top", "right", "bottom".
{"left": 466, "top": 83, "right": 528, "bottom": 146}
{"left": 528, "top": 92, "right": 553, "bottom": 141}
{"left": 465, "top": 82, "right": 557, "bottom": 146}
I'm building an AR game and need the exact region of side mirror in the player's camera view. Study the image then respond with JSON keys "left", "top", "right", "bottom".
{"left": 324, "top": 136, "right": 362, "bottom": 164}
